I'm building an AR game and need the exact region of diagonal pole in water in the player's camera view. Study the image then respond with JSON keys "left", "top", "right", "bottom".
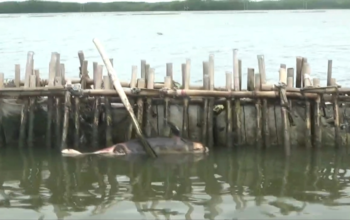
{"left": 92, "top": 38, "right": 158, "bottom": 158}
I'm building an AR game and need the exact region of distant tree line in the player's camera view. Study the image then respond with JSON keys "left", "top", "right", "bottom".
{"left": 0, "top": 0, "right": 349, "bottom": 14}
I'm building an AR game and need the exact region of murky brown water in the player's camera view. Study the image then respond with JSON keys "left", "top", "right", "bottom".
{"left": 0, "top": 10, "right": 350, "bottom": 87}
{"left": 0, "top": 147, "right": 350, "bottom": 219}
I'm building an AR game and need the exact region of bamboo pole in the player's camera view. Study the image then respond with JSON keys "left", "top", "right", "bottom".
{"left": 14, "top": 76, "right": 350, "bottom": 92}
{"left": 93, "top": 38, "right": 157, "bottom": 158}
{"left": 0, "top": 86, "right": 334, "bottom": 99}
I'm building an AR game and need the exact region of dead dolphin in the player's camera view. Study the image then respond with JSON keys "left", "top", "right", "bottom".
{"left": 61, "top": 121, "right": 208, "bottom": 157}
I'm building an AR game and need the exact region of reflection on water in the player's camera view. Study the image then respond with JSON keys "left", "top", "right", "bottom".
{"left": 0, "top": 147, "right": 350, "bottom": 219}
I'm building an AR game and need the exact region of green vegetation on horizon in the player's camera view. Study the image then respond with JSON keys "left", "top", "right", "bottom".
{"left": 0, "top": 0, "right": 349, "bottom": 14}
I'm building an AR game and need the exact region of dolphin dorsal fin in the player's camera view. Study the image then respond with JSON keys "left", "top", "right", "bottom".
{"left": 165, "top": 120, "right": 181, "bottom": 137}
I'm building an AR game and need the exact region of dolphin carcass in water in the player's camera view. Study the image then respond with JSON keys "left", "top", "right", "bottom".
{"left": 61, "top": 121, "right": 209, "bottom": 157}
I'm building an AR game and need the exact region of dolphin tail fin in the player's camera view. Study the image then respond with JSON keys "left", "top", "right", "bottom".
{"left": 61, "top": 148, "right": 83, "bottom": 156}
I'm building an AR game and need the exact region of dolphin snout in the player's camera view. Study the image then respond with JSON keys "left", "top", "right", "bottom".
{"left": 61, "top": 148, "right": 82, "bottom": 155}
{"left": 193, "top": 142, "right": 209, "bottom": 153}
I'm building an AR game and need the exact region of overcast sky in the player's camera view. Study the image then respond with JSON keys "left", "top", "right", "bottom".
{"left": 0, "top": 0, "right": 263, "bottom": 3}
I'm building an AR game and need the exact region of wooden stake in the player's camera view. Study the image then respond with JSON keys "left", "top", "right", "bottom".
{"left": 166, "top": 63, "right": 173, "bottom": 81}
{"left": 61, "top": 90, "right": 71, "bottom": 150}
{"left": 296, "top": 56, "right": 303, "bottom": 88}
{"left": 126, "top": 65, "right": 138, "bottom": 140}
{"left": 92, "top": 64, "right": 103, "bottom": 146}
{"left": 78, "top": 50, "right": 85, "bottom": 67}
{"left": 55, "top": 76, "right": 62, "bottom": 148}
{"left": 331, "top": 78, "right": 340, "bottom": 148}
{"left": 238, "top": 59, "right": 242, "bottom": 91}
{"left": 312, "top": 78, "right": 321, "bottom": 148}
{"left": 208, "top": 55, "right": 215, "bottom": 148}
{"left": 202, "top": 62, "right": 209, "bottom": 145}
{"left": 226, "top": 71, "right": 233, "bottom": 148}
{"left": 301, "top": 58, "right": 308, "bottom": 87}
{"left": 257, "top": 55, "right": 266, "bottom": 87}
{"left": 81, "top": 60, "right": 88, "bottom": 89}
{"left": 254, "top": 73, "right": 262, "bottom": 149}
{"left": 28, "top": 74, "right": 36, "bottom": 147}
{"left": 182, "top": 60, "right": 191, "bottom": 138}
{"left": 247, "top": 68, "right": 254, "bottom": 91}
{"left": 74, "top": 94, "right": 80, "bottom": 149}
{"left": 145, "top": 68, "right": 155, "bottom": 137}
{"left": 141, "top": 60, "right": 146, "bottom": 79}
{"left": 145, "top": 64, "right": 150, "bottom": 86}
{"left": 287, "top": 68, "right": 294, "bottom": 110}
{"left": 60, "top": 64, "right": 65, "bottom": 85}
{"left": 15, "top": 64, "right": 20, "bottom": 87}
{"left": 279, "top": 67, "right": 287, "bottom": 84}
{"left": 233, "top": 49, "right": 241, "bottom": 145}
{"left": 19, "top": 51, "right": 34, "bottom": 146}
{"left": 327, "top": 60, "right": 333, "bottom": 86}
{"left": 303, "top": 62, "right": 312, "bottom": 148}
{"left": 136, "top": 78, "right": 145, "bottom": 133}
{"left": 0, "top": 73, "right": 4, "bottom": 146}
{"left": 93, "top": 38, "right": 157, "bottom": 158}
{"left": 24, "top": 51, "right": 34, "bottom": 88}
{"left": 163, "top": 76, "right": 172, "bottom": 137}
{"left": 46, "top": 52, "right": 57, "bottom": 148}
{"left": 257, "top": 55, "right": 269, "bottom": 149}
{"left": 278, "top": 69, "right": 290, "bottom": 156}
{"left": 103, "top": 75, "right": 113, "bottom": 146}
